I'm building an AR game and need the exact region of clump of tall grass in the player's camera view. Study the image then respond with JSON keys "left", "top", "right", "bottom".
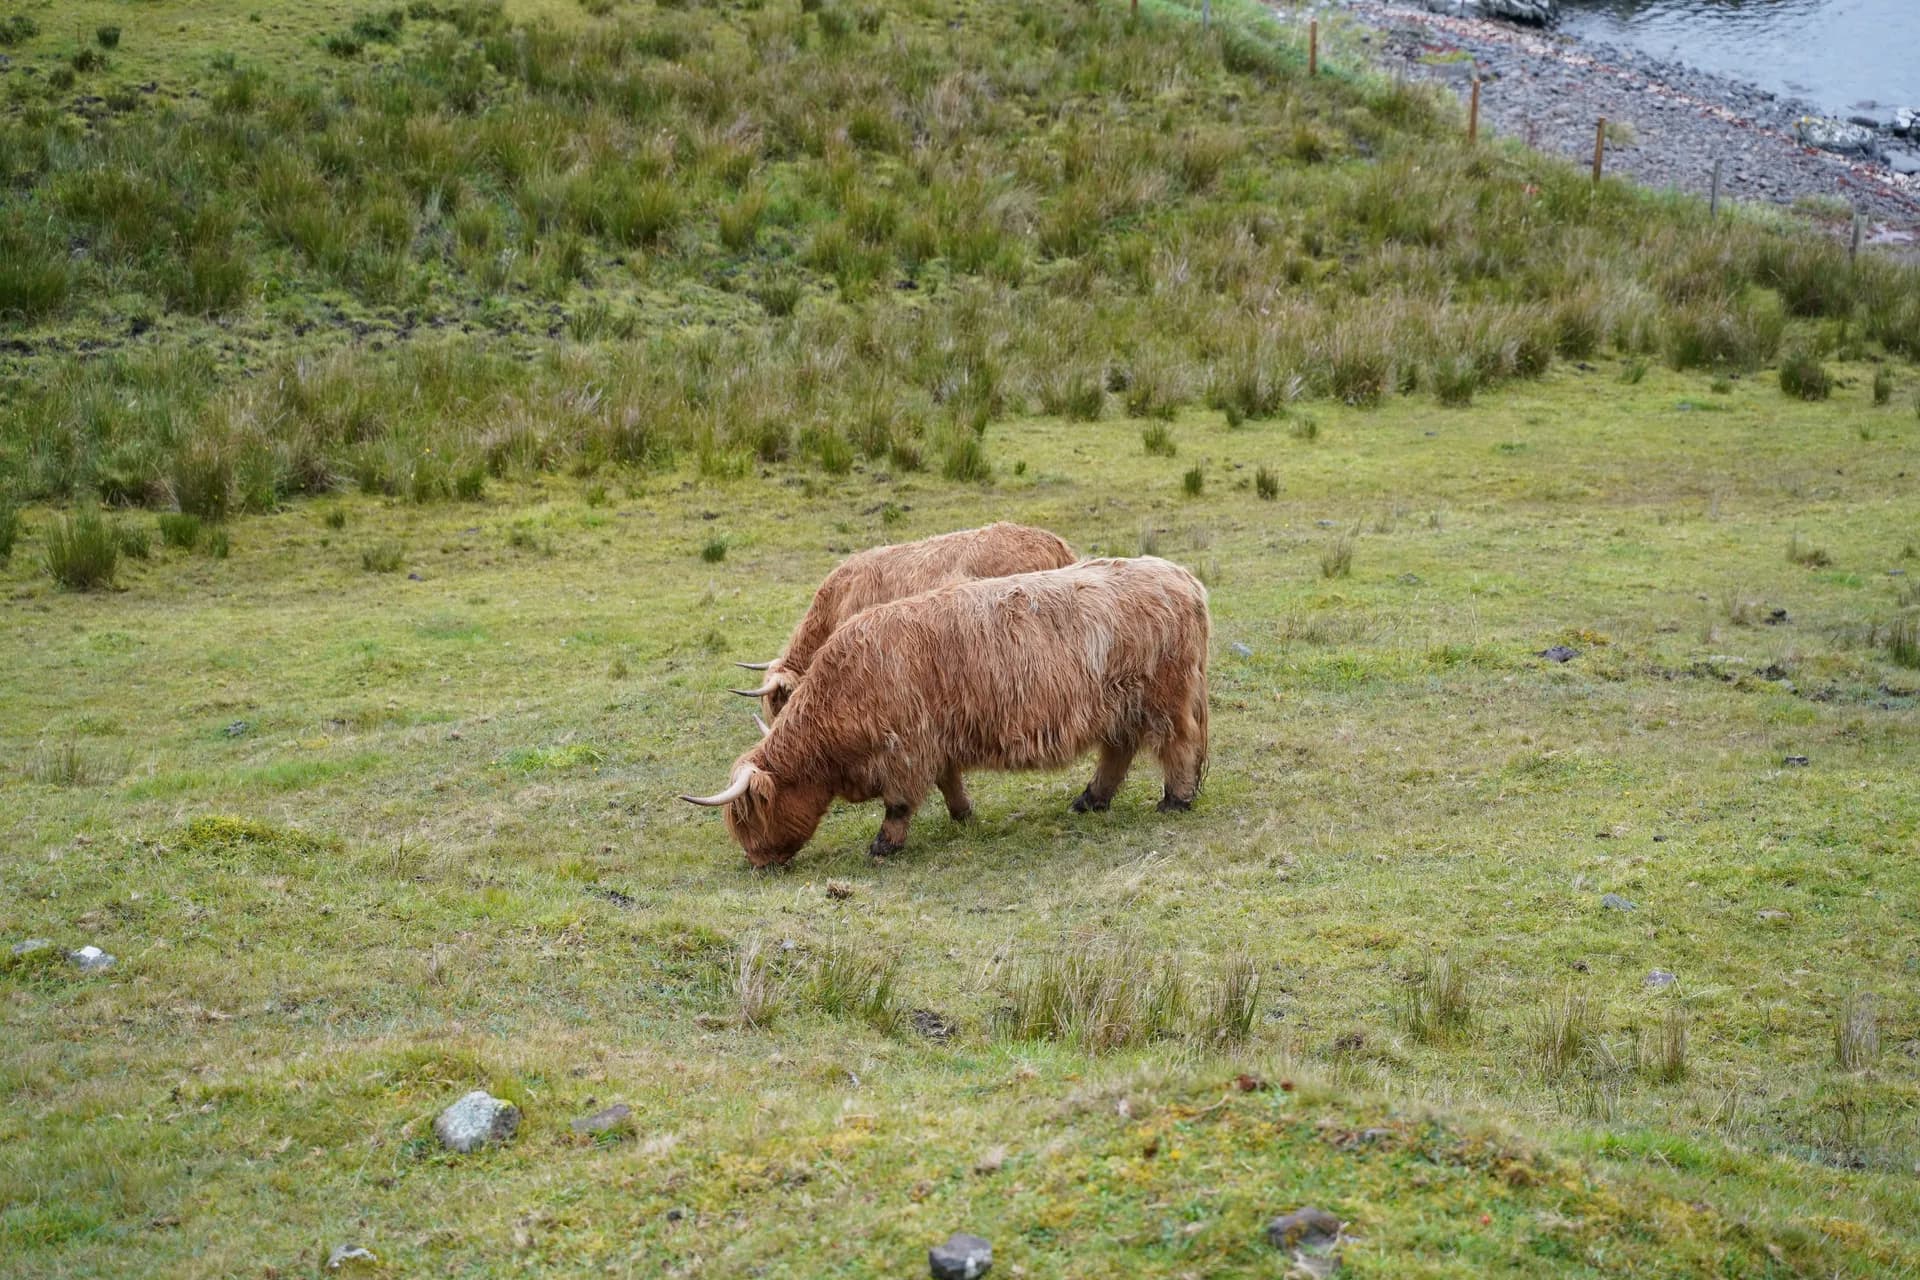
{"left": 1871, "top": 365, "right": 1893, "bottom": 406}
{"left": 42, "top": 512, "right": 121, "bottom": 590}
{"left": 1181, "top": 466, "right": 1203, "bottom": 497}
{"left": 1402, "top": 950, "right": 1472, "bottom": 1044}
{"left": 1779, "top": 348, "right": 1832, "bottom": 401}
{"left": 1201, "top": 951, "right": 1261, "bottom": 1045}
{"left": 1002, "top": 934, "right": 1188, "bottom": 1053}
{"left": 362, "top": 541, "right": 405, "bottom": 572}
{"left": 1636, "top": 1008, "right": 1688, "bottom": 1084}
{"left": 1320, "top": 532, "right": 1353, "bottom": 579}
{"left": 1785, "top": 533, "right": 1831, "bottom": 568}
{"left": 0, "top": 501, "right": 18, "bottom": 565}
{"left": 1530, "top": 990, "right": 1594, "bottom": 1078}
{"left": 807, "top": 940, "right": 900, "bottom": 1034}
{"left": 1255, "top": 466, "right": 1278, "bottom": 500}
{"left": 700, "top": 537, "right": 727, "bottom": 563}
{"left": 1141, "top": 423, "right": 1176, "bottom": 458}
{"left": 158, "top": 513, "right": 202, "bottom": 551}
{"left": 27, "top": 741, "right": 98, "bottom": 787}
{"left": 1880, "top": 615, "right": 1920, "bottom": 669}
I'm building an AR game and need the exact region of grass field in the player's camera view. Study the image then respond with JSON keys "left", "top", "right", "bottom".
{"left": 4, "top": 0, "right": 1920, "bottom": 1273}
{"left": 5, "top": 363, "right": 1920, "bottom": 1276}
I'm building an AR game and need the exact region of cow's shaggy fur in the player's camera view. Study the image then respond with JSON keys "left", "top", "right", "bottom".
{"left": 741, "top": 522, "right": 1076, "bottom": 719}
{"left": 692, "top": 557, "right": 1211, "bottom": 865}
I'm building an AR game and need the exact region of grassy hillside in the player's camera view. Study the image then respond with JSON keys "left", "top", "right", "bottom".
{"left": 3, "top": 0, "right": 1918, "bottom": 511}
{"left": 3, "top": 0, "right": 1920, "bottom": 1275}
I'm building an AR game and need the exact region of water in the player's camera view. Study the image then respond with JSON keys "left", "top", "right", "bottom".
{"left": 1556, "top": 0, "right": 1920, "bottom": 116}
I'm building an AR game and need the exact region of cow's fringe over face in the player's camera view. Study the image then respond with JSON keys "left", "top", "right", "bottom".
{"left": 716, "top": 753, "right": 831, "bottom": 867}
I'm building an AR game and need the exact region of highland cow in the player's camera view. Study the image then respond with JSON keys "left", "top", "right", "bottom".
{"left": 729, "top": 522, "right": 1076, "bottom": 720}
{"left": 682, "top": 556, "right": 1210, "bottom": 866}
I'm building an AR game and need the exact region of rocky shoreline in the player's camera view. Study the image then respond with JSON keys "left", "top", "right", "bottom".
{"left": 1321, "top": 1, "right": 1920, "bottom": 248}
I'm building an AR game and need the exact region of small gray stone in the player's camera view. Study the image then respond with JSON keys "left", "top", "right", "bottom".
{"left": 1266, "top": 1206, "right": 1341, "bottom": 1251}
{"left": 1537, "top": 645, "right": 1579, "bottom": 663}
{"left": 1645, "top": 969, "right": 1677, "bottom": 990}
{"left": 69, "top": 945, "right": 115, "bottom": 971}
{"left": 327, "top": 1244, "right": 378, "bottom": 1271}
{"left": 1782, "top": 755, "right": 1810, "bottom": 768}
{"left": 1230, "top": 641, "right": 1253, "bottom": 657}
{"left": 10, "top": 938, "right": 54, "bottom": 957}
{"left": 1893, "top": 107, "right": 1918, "bottom": 136}
{"left": 929, "top": 1231, "right": 992, "bottom": 1280}
{"left": 434, "top": 1090, "right": 520, "bottom": 1153}
{"left": 570, "top": 1103, "right": 631, "bottom": 1136}
{"left": 1601, "top": 893, "right": 1637, "bottom": 912}
{"left": 224, "top": 720, "right": 249, "bottom": 738}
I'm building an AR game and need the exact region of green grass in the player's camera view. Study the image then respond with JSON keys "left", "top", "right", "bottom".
{"left": 5, "top": 369, "right": 1920, "bottom": 1275}
{"left": 4, "top": 0, "right": 1920, "bottom": 1273}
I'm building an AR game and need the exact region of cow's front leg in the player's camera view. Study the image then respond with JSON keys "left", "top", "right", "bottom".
{"left": 869, "top": 799, "right": 916, "bottom": 858}
{"left": 1071, "top": 740, "right": 1137, "bottom": 813}
{"left": 938, "top": 768, "right": 973, "bottom": 823}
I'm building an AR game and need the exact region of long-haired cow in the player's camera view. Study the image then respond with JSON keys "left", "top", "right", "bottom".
{"left": 730, "top": 522, "right": 1075, "bottom": 720}
{"left": 683, "top": 556, "right": 1210, "bottom": 866}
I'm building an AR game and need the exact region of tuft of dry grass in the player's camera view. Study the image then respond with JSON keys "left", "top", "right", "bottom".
{"left": 1531, "top": 991, "right": 1594, "bottom": 1078}
{"left": 1786, "top": 534, "right": 1832, "bottom": 568}
{"left": 1319, "top": 532, "right": 1353, "bottom": 579}
{"left": 734, "top": 936, "right": 783, "bottom": 1030}
{"left": 1834, "top": 991, "right": 1879, "bottom": 1070}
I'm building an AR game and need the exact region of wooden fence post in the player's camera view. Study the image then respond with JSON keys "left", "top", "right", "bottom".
{"left": 1309, "top": 19, "right": 1318, "bottom": 76}
{"left": 1468, "top": 75, "right": 1480, "bottom": 145}
{"left": 1709, "top": 157, "right": 1722, "bottom": 218}
{"left": 1592, "top": 118, "right": 1606, "bottom": 183}
{"left": 1850, "top": 207, "right": 1864, "bottom": 263}
{"left": 1201, "top": 0, "right": 1210, "bottom": 28}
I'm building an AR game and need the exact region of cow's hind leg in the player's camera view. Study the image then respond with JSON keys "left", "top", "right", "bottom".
{"left": 938, "top": 768, "right": 973, "bottom": 823}
{"left": 1071, "top": 740, "right": 1137, "bottom": 814}
{"left": 1155, "top": 713, "right": 1205, "bottom": 813}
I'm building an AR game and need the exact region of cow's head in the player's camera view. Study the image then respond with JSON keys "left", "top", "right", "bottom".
{"left": 731, "top": 660, "right": 801, "bottom": 721}
{"left": 679, "top": 749, "right": 830, "bottom": 867}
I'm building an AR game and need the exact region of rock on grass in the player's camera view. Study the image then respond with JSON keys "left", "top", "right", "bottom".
{"left": 435, "top": 1090, "right": 520, "bottom": 1153}
{"left": 327, "top": 1244, "right": 378, "bottom": 1271}
{"left": 69, "top": 945, "right": 115, "bottom": 971}
{"left": 929, "top": 1231, "right": 992, "bottom": 1279}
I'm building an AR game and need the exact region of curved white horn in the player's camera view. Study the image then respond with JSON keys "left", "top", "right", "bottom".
{"left": 680, "top": 765, "right": 757, "bottom": 807}
{"left": 730, "top": 681, "right": 778, "bottom": 698}
{"left": 734, "top": 660, "right": 774, "bottom": 671}
{"left": 753, "top": 713, "right": 772, "bottom": 739}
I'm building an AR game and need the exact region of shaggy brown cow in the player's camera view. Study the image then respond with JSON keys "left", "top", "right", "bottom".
{"left": 730, "top": 522, "right": 1076, "bottom": 720}
{"left": 683, "top": 556, "right": 1210, "bottom": 866}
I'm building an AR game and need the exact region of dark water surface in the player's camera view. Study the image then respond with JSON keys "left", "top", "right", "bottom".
{"left": 1556, "top": 0, "right": 1919, "bottom": 116}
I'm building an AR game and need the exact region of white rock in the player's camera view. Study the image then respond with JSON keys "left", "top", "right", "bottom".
{"left": 434, "top": 1090, "right": 520, "bottom": 1153}
{"left": 327, "top": 1244, "right": 378, "bottom": 1270}
{"left": 69, "top": 945, "right": 116, "bottom": 971}
{"left": 10, "top": 938, "right": 54, "bottom": 957}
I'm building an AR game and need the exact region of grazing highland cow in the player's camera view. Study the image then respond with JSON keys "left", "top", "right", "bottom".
{"left": 730, "top": 522, "right": 1076, "bottom": 720}
{"left": 683, "top": 556, "right": 1210, "bottom": 866}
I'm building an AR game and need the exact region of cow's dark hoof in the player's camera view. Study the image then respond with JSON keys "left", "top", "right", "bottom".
{"left": 868, "top": 834, "right": 905, "bottom": 859}
{"left": 1070, "top": 789, "right": 1110, "bottom": 814}
{"left": 1156, "top": 793, "right": 1193, "bottom": 813}
{"left": 947, "top": 806, "right": 974, "bottom": 824}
